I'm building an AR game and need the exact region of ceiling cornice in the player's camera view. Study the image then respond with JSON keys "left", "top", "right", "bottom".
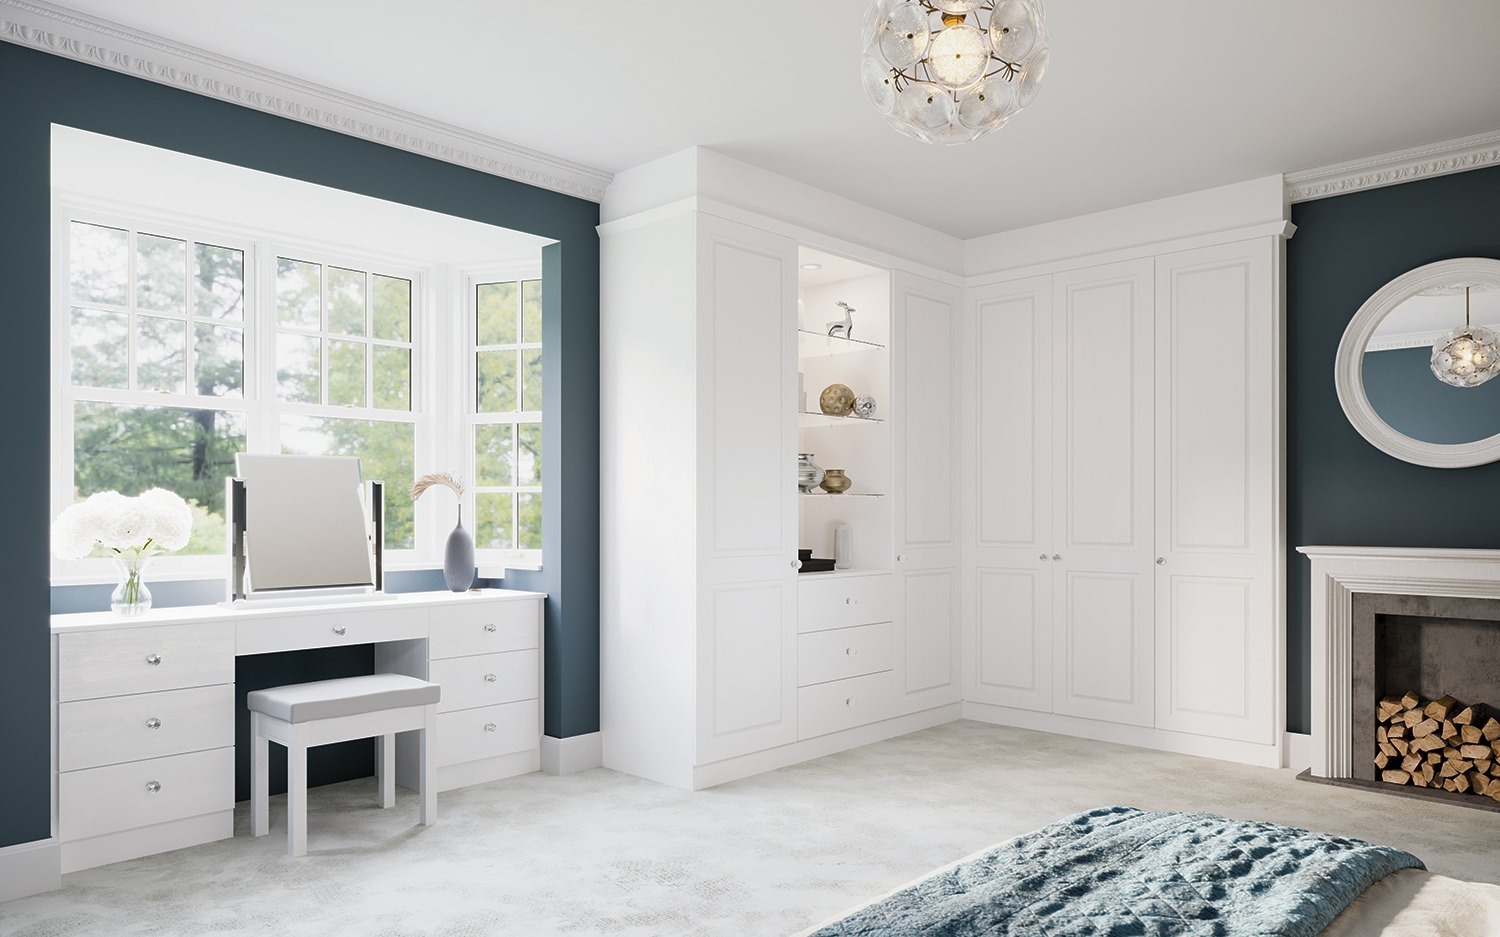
{"left": 0, "top": 0, "right": 611, "bottom": 203}
{"left": 1287, "top": 129, "right": 1500, "bottom": 204}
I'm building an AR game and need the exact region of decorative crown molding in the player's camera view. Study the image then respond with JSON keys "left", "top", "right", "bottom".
{"left": 0, "top": 0, "right": 611, "bottom": 203}
{"left": 1286, "top": 129, "right": 1500, "bottom": 203}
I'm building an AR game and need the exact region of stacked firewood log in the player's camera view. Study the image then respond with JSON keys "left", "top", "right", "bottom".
{"left": 1376, "top": 692, "right": 1500, "bottom": 802}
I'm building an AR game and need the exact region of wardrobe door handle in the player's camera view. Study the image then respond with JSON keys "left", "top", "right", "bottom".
{"left": 1052, "top": 554, "right": 1061, "bottom": 561}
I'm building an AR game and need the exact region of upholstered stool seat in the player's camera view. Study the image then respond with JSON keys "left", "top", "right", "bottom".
{"left": 248, "top": 674, "right": 440, "bottom": 857}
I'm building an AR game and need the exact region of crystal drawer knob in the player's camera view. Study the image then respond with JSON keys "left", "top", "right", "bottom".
{"left": 483, "top": 723, "right": 497, "bottom": 732}
{"left": 845, "top": 697, "right": 857, "bottom": 707}
{"left": 145, "top": 718, "right": 162, "bottom": 730}
{"left": 845, "top": 597, "right": 856, "bottom": 605}
{"left": 845, "top": 647, "right": 857, "bottom": 656}
{"left": 484, "top": 623, "right": 497, "bottom": 633}
{"left": 332, "top": 626, "right": 347, "bottom": 636}
{"left": 484, "top": 673, "right": 497, "bottom": 683}
{"left": 145, "top": 654, "right": 162, "bottom": 666}
{"left": 145, "top": 781, "right": 161, "bottom": 794}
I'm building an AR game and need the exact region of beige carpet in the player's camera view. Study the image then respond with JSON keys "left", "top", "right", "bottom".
{"left": 5, "top": 720, "right": 1499, "bottom": 936}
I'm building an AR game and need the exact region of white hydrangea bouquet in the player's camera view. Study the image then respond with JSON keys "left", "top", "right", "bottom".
{"left": 52, "top": 489, "right": 193, "bottom": 615}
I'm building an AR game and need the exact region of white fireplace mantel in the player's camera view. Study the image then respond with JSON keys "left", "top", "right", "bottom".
{"left": 1298, "top": 546, "right": 1500, "bottom": 779}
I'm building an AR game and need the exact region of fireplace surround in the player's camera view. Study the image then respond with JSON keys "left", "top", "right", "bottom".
{"left": 1301, "top": 546, "right": 1500, "bottom": 808}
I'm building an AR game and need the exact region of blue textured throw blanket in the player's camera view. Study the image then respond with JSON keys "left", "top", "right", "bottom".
{"left": 810, "top": 806, "right": 1424, "bottom": 937}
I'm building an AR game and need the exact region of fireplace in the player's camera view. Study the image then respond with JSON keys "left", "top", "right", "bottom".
{"left": 1300, "top": 547, "right": 1500, "bottom": 812}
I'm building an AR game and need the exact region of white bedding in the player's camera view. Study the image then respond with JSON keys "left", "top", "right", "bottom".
{"left": 1320, "top": 869, "right": 1500, "bottom": 937}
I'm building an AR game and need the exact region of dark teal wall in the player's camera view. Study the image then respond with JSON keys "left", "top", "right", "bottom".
{"left": 0, "top": 42, "right": 600, "bottom": 849}
{"left": 1287, "top": 162, "right": 1500, "bottom": 734}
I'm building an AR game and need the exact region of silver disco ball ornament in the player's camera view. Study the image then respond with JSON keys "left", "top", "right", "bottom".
{"left": 861, "top": 0, "right": 1049, "bottom": 145}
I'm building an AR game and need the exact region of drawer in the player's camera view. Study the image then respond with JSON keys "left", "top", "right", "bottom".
{"left": 59, "top": 684, "right": 234, "bottom": 772}
{"left": 797, "top": 622, "right": 894, "bottom": 687}
{"left": 797, "top": 574, "right": 892, "bottom": 633}
{"left": 428, "top": 599, "right": 540, "bottom": 660}
{"left": 58, "top": 624, "right": 234, "bottom": 702}
{"left": 236, "top": 605, "right": 427, "bottom": 655}
{"left": 798, "top": 670, "right": 894, "bottom": 741}
{"left": 428, "top": 650, "right": 539, "bottom": 714}
{"left": 437, "top": 700, "right": 538, "bottom": 767}
{"left": 59, "top": 747, "right": 234, "bottom": 842}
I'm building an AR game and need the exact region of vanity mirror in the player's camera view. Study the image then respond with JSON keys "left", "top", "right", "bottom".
{"left": 1336, "top": 258, "right": 1500, "bottom": 468}
{"left": 229, "top": 453, "right": 382, "bottom": 601}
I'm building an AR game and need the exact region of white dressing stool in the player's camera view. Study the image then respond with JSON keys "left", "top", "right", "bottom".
{"left": 247, "top": 674, "right": 440, "bottom": 857}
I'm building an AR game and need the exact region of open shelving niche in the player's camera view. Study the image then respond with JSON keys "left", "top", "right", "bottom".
{"left": 796, "top": 246, "right": 892, "bottom": 576}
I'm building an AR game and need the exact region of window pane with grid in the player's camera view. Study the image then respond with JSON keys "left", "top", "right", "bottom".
{"left": 473, "top": 277, "right": 541, "bottom": 553}
{"left": 275, "top": 258, "right": 413, "bottom": 412}
{"left": 73, "top": 401, "right": 246, "bottom": 556}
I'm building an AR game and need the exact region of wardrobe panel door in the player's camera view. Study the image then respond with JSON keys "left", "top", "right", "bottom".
{"left": 893, "top": 272, "right": 962, "bottom": 713}
{"left": 964, "top": 276, "right": 1053, "bottom": 711}
{"left": 697, "top": 215, "right": 798, "bottom": 584}
{"left": 697, "top": 579, "right": 798, "bottom": 763}
{"left": 1154, "top": 239, "right": 1277, "bottom": 744}
{"left": 1051, "top": 260, "right": 1154, "bottom": 727}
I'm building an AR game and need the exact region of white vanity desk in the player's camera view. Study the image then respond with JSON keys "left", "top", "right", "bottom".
{"left": 51, "top": 588, "right": 545, "bottom": 873}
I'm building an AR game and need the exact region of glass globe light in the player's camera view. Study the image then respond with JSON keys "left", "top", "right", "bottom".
{"left": 1431, "top": 325, "right": 1500, "bottom": 387}
{"left": 863, "top": 0, "right": 1048, "bottom": 145}
{"left": 1429, "top": 286, "right": 1500, "bottom": 387}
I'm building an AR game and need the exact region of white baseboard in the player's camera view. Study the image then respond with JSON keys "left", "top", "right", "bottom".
{"left": 437, "top": 749, "right": 541, "bottom": 792}
{"left": 961, "top": 701, "right": 1283, "bottom": 769}
{"left": 541, "top": 732, "right": 603, "bottom": 775}
{"left": 0, "top": 837, "right": 61, "bottom": 902}
{"left": 691, "top": 703, "right": 963, "bottom": 790}
{"left": 61, "top": 812, "right": 231, "bottom": 875}
{"left": 1283, "top": 731, "right": 1313, "bottom": 771}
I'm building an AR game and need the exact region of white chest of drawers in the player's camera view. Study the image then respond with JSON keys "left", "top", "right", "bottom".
{"left": 795, "top": 572, "right": 896, "bottom": 741}
{"left": 52, "top": 589, "right": 544, "bottom": 873}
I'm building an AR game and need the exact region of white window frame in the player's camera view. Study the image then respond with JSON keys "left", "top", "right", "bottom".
{"left": 50, "top": 196, "right": 453, "bottom": 584}
{"left": 463, "top": 266, "right": 544, "bottom": 572}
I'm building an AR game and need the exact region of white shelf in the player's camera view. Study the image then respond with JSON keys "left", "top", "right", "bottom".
{"left": 797, "top": 329, "right": 885, "bottom": 357}
{"left": 798, "top": 409, "right": 883, "bottom": 427}
{"left": 798, "top": 491, "right": 885, "bottom": 498}
{"left": 795, "top": 566, "right": 890, "bottom": 579}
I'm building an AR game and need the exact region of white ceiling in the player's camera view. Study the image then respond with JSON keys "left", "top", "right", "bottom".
{"left": 32, "top": 0, "right": 1500, "bottom": 239}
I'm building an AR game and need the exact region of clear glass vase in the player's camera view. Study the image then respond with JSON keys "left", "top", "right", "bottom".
{"left": 111, "top": 554, "right": 153, "bottom": 616}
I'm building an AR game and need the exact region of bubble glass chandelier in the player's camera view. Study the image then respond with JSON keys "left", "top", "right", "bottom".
{"left": 861, "top": 0, "right": 1049, "bottom": 145}
{"left": 1431, "top": 286, "right": 1500, "bottom": 388}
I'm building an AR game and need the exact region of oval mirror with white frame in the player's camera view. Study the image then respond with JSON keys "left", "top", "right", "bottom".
{"left": 1337, "top": 258, "right": 1500, "bottom": 468}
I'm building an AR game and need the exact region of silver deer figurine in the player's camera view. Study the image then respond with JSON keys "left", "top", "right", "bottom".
{"left": 827, "top": 301, "right": 854, "bottom": 339}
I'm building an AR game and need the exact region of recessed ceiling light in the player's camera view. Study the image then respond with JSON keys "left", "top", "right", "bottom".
{"left": 800, "top": 263, "right": 823, "bottom": 271}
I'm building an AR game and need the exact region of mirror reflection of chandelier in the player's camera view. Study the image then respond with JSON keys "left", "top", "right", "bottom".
{"left": 861, "top": 0, "right": 1049, "bottom": 145}
{"left": 1430, "top": 286, "right": 1500, "bottom": 387}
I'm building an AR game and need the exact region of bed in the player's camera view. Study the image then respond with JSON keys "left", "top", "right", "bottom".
{"left": 796, "top": 806, "right": 1500, "bottom": 936}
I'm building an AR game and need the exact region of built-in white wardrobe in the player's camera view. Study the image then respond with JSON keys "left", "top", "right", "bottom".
{"left": 599, "top": 151, "right": 967, "bottom": 789}
{"left": 961, "top": 228, "right": 1288, "bottom": 767}
{"left": 601, "top": 152, "right": 1292, "bottom": 786}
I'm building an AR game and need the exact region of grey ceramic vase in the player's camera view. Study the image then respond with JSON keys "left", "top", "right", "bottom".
{"left": 443, "top": 506, "right": 476, "bottom": 592}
